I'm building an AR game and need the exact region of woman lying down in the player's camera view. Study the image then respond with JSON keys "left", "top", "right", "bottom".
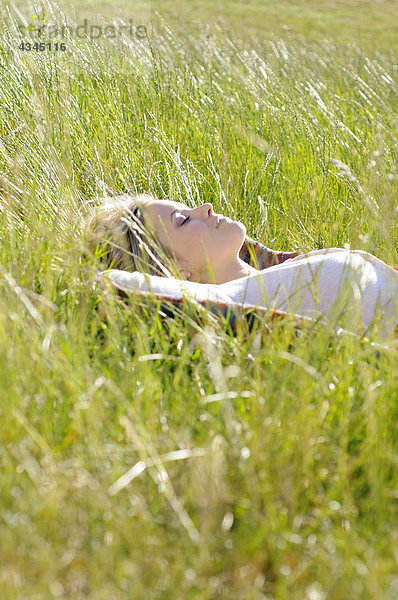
{"left": 84, "top": 193, "right": 398, "bottom": 340}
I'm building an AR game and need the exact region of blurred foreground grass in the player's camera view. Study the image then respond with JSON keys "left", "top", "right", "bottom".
{"left": 0, "top": 0, "right": 398, "bottom": 598}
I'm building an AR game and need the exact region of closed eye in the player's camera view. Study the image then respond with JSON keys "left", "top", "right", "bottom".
{"left": 181, "top": 215, "right": 190, "bottom": 226}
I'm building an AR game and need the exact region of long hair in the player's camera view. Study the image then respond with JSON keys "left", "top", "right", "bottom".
{"left": 83, "top": 193, "right": 176, "bottom": 277}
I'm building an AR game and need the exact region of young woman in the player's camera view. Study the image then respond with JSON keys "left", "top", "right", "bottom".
{"left": 84, "top": 193, "right": 398, "bottom": 339}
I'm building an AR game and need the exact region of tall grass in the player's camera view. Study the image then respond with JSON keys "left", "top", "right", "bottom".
{"left": 0, "top": 1, "right": 398, "bottom": 598}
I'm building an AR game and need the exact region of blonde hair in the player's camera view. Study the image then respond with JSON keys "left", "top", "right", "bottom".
{"left": 83, "top": 193, "right": 176, "bottom": 277}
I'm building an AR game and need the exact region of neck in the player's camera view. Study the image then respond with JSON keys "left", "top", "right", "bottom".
{"left": 197, "top": 256, "right": 259, "bottom": 284}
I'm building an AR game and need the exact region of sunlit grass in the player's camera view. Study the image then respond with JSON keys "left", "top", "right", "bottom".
{"left": 0, "top": 0, "right": 398, "bottom": 598}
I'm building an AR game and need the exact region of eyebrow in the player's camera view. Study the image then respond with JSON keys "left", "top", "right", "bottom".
{"left": 170, "top": 209, "right": 178, "bottom": 222}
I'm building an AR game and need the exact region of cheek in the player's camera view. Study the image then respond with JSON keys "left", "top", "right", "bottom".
{"left": 175, "top": 224, "right": 212, "bottom": 261}
{"left": 182, "top": 223, "right": 209, "bottom": 246}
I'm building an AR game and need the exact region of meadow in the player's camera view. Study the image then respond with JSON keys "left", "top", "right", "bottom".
{"left": 1, "top": 0, "right": 398, "bottom": 598}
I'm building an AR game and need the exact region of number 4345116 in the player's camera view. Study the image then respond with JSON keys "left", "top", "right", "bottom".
{"left": 18, "top": 42, "right": 66, "bottom": 51}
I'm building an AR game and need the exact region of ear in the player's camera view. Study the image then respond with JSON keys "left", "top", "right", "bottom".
{"left": 181, "top": 269, "right": 191, "bottom": 280}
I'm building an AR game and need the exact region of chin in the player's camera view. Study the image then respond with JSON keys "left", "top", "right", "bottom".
{"left": 232, "top": 220, "right": 246, "bottom": 238}
{"left": 237, "top": 220, "right": 246, "bottom": 234}
{"left": 229, "top": 220, "right": 246, "bottom": 249}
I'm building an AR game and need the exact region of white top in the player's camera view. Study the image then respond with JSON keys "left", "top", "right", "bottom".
{"left": 104, "top": 248, "right": 398, "bottom": 339}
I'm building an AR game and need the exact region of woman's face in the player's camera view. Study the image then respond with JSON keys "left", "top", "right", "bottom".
{"left": 143, "top": 200, "right": 246, "bottom": 280}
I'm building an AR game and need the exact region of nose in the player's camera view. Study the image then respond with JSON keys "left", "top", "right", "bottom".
{"left": 195, "top": 203, "right": 213, "bottom": 218}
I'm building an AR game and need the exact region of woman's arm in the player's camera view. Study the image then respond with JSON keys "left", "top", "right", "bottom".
{"left": 102, "top": 269, "right": 234, "bottom": 305}
{"left": 100, "top": 269, "right": 310, "bottom": 335}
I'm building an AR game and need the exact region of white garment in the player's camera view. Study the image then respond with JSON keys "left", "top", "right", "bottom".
{"left": 104, "top": 248, "right": 398, "bottom": 339}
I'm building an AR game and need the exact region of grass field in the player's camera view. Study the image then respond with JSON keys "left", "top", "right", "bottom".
{"left": 1, "top": 0, "right": 398, "bottom": 598}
